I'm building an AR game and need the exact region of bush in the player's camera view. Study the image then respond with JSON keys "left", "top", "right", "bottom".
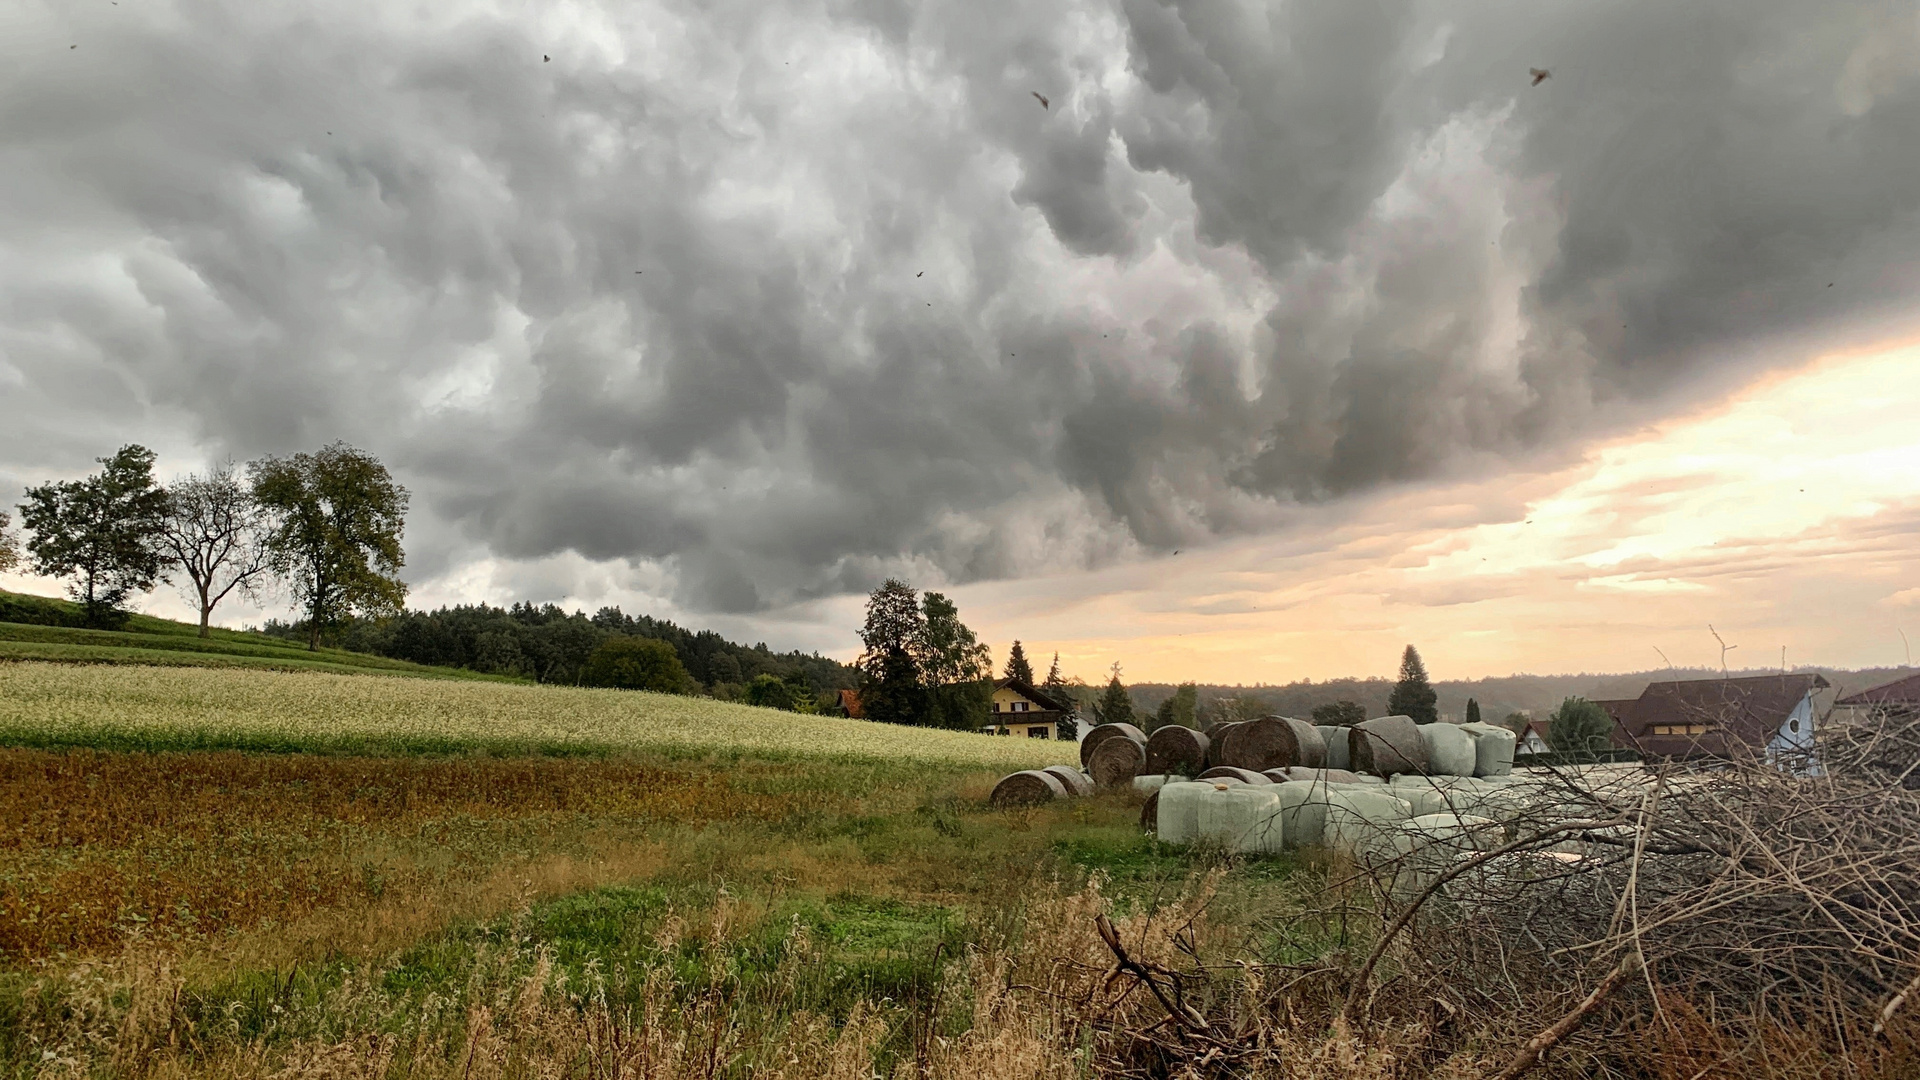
{"left": 1310, "top": 700, "right": 1366, "bottom": 726}
{"left": 743, "top": 673, "right": 794, "bottom": 711}
{"left": 1547, "top": 696, "right": 1614, "bottom": 753}
{"left": 0, "top": 590, "right": 90, "bottom": 629}
{"left": 583, "top": 636, "right": 691, "bottom": 693}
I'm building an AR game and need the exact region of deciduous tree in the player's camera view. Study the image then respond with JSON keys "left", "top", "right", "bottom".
{"left": 250, "top": 443, "right": 409, "bottom": 651}
{"left": 17, "top": 445, "right": 168, "bottom": 627}
{"left": 159, "top": 462, "right": 273, "bottom": 638}
{"left": 1311, "top": 700, "right": 1367, "bottom": 726}
{"left": 1548, "top": 697, "right": 1615, "bottom": 754}
{"left": 0, "top": 511, "right": 18, "bottom": 573}
{"left": 920, "top": 591, "right": 992, "bottom": 729}
{"left": 857, "top": 578, "right": 928, "bottom": 726}
{"left": 1388, "top": 645, "right": 1439, "bottom": 724}
{"left": 585, "top": 635, "right": 691, "bottom": 693}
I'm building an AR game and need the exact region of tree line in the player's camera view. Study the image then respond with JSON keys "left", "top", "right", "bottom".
{"left": 6, "top": 443, "right": 407, "bottom": 643}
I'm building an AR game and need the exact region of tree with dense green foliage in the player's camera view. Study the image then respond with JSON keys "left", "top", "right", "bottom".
{"left": 743, "top": 672, "right": 794, "bottom": 710}
{"left": 1150, "top": 683, "right": 1198, "bottom": 732}
{"left": 0, "top": 511, "right": 19, "bottom": 573}
{"left": 1465, "top": 697, "right": 1482, "bottom": 726}
{"left": 1311, "top": 699, "right": 1367, "bottom": 726}
{"left": 18, "top": 445, "right": 169, "bottom": 627}
{"left": 1093, "top": 663, "right": 1134, "bottom": 726}
{"left": 584, "top": 635, "right": 690, "bottom": 692}
{"left": 919, "top": 591, "right": 992, "bottom": 729}
{"left": 1388, "top": 645, "right": 1439, "bottom": 724}
{"left": 1547, "top": 697, "right": 1615, "bottom": 754}
{"left": 250, "top": 443, "right": 409, "bottom": 651}
{"left": 1004, "top": 639, "right": 1034, "bottom": 684}
{"left": 1043, "top": 652, "right": 1078, "bottom": 741}
{"left": 158, "top": 462, "right": 273, "bottom": 638}
{"left": 1505, "top": 712, "right": 1531, "bottom": 736}
{"left": 856, "top": 578, "right": 929, "bottom": 726}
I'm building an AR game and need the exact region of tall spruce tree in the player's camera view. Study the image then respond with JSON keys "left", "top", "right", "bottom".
{"left": 1004, "top": 639, "right": 1034, "bottom": 684}
{"left": 1043, "top": 652, "right": 1078, "bottom": 741}
{"left": 1093, "top": 662, "right": 1134, "bottom": 726}
{"left": 1464, "top": 697, "right": 1482, "bottom": 725}
{"left": 1387, "top": 645, "right": 1439, "bottom": 724}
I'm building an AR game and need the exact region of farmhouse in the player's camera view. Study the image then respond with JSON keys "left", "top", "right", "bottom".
{"left": 1517, "top": 718, "right": 1552, "bottom": 755}
{"left": 985, "top": 677, "right": 1071, "bottom": 739}
{"left": 1608, "top": 673, "right": 1830, "bottom": 770}
{"left": 834, "top": 688, "right": 864, "bottom": 719}
{"left": 1834, "top": 672, "right": 1920, "bottom": 718}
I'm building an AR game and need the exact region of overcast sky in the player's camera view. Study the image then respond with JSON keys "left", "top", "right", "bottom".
{"left": 4, "top": 0, "right": 1919, "bottom": 681}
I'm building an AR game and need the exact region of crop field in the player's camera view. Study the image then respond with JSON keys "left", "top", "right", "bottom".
{"left": 0, "top": 662, "right": 1081, "bottom": 767}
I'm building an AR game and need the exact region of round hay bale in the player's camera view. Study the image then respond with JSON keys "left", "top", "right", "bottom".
{"left": 1418, "top": 722, "right": 1478, "bottom": 777}
{"left": 1217, "top": 716, "right": 1325, "bottom": 772}
{"left": 1348, "top": 715, "right": 1431, "bottom": 778}
{"left": 990, "top": 770, "right": 1066, "bottom": 808}
{"left": 1145, "top": 725, "right": 1210, "bottom": 776}
{"left": 1316, "top": 725, "right": 1351, "bottom": 770}
{"left": 1139, "top": 789, "right": 1161, "bottom": 832}
{"left": 1080, "top": 722, "right": 1147, "bottom": 769}
{"left": 1203, "top": 721, "right": 1243, "bottom": 766}
{"left": 1198, "top": 765, "right": 1273, "bottom": 785}
{"left": 1043, "top": 766, "right": 1094, "bottom": 797}
{"left": 1087, "top": 731, "right": 1147, "bottom": 787}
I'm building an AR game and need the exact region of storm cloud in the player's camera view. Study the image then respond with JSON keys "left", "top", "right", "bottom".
{"left": 2, "top": 0, "right": 1916, "bottom": 615}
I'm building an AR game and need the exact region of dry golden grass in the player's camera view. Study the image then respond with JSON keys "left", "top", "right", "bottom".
{"left": 0, "top": 662, "right": 1080, "bottom": 767}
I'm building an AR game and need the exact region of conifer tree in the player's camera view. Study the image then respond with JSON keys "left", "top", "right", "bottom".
{"left": 1465, "top": 697, "right": 1482, "bottom": 725}
{"left": 1004, "top": 639, "right": 1034, "bottom": 684}
{"left": 1094, "top": 662, "right": 1134, "bottom": 726}
{"left": 1043, "top": 652, "right": 1078, "bottom": 741}
{"left": 1387, "top": 645, "right": 1439, "bottom": 724}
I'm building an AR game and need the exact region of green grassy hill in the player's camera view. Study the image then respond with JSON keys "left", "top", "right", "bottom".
{"left": 0, "top": 588, "right": 508, "bottom": 681}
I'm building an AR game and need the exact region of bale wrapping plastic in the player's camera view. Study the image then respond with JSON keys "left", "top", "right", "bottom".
{"left": 1316, "top": 725, "right": 1351, "bottom": 770}
{"left": 990, "top": 770, "right": 1067, "bottom": 807}
{"left": 1349, "top": 715, "right": 1430, "bottom": 778}
{"left": 1218, "top": 716, "right": 1325, "bottom": 772}
{"left": 1145, "top": 725, "right": 1211, "bottom": 776}
{"left": 1275, "top": 780, "right": 1331, "bottom": 849}
{"left": 1283, "top": 766, "right": 1366, "bottom": 785}
{"left": 1043, "top": 766, "right": 1094, "bottom": 797}
{"left": 1419, "top": 722, "right": 1478, "bottom": 777}
{"left": 1088, "top": 732, "right": 1147, "bottom": 787}
{"left": 1199, "top": 765, "right": 1273, "bottom": 785}
{"left": 1156, "top": 781, "right": 1220, "bottom": 845}
{"left": 1323, "top": 787, "right": 1415, "bottom": 857}
{"left": 1080, "top": 723, "right": 1147, "bottom": 770}
{"left": 1132, "top": 774, "right": 1177, "bottom": 795}
{"left": 1196, "top": 785, "right": 1285, "bottom": 854}
{"left": 1459, "top": 722, "right": 1518, "bottom": 777}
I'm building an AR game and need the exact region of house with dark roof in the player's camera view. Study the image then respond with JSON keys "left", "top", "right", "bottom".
{"left": 985, "top": 677, "right": 1072, "bottom": 739}
{"left": 1834, "top": 672, "right": 1920, "bottom": 717}
{"left": 1608, "top": 673, "right": 1829, "bottom": 772}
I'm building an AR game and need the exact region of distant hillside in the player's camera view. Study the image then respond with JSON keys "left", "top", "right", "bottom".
{"left": 1127, "top": 665, "right": 1918, "bottom": 723}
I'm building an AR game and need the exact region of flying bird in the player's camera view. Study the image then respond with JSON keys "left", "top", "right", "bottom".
{"left": 916, "top": 271, "right": 923, "bottom": 277}
{"left": 1031, "top": 91, "right": 1049, "bottom": 110}
{"left": 1529, "top": 68, "right": 1550, "bottom": 86}
{"left": 543, "top": 54, "right": 550, "bottom": 62}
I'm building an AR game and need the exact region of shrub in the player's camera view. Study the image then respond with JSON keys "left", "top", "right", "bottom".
{"left": 583, "top": 636, "right": 690, "bottom": 693}
{"left": 1547, "top": 696, "right": 1614, "bottom": 753}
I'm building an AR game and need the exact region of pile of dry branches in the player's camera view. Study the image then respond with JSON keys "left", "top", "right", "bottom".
{"left": 1075, "top": 706, "right": 1920, "bottom": 1077}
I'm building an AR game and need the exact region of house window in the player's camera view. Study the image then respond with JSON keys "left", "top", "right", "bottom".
{"left": 1013, "top": 701, "right": 1029, "bottom": 712}
{"left": 1027, "top": 727, "right": 1049, "bottom": 738}
{"left": 992, "top": 702, "right": 1001, "bottom": 713}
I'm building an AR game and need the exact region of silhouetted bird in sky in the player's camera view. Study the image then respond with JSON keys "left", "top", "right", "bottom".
{"left": 916, "top": 271, "right": 923, "bottom": 277}
{"left": 1032, "top": 91, "right": 1049, "bottom": 110}
{"left": 543, "top": 55, "right": 550, "bottom": 62}
{"left": 1529, "top": 68, "right": 1550, "bottom": 86}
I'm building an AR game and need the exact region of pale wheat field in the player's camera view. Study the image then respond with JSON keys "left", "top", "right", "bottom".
{"left": 0, "top": 661, "right": 1080, "bottom": 768}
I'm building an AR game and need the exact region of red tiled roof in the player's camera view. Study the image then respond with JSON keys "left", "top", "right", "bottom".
{"left": 837, "top": 688, "right": 864, "bottom": 719}
{"left": 1836, "top": 672, "right": 1920, "bottom": 707}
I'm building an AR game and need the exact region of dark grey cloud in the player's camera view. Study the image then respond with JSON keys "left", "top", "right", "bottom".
{"left": 2, "top": 0, "right": 1916, "bottom": 617}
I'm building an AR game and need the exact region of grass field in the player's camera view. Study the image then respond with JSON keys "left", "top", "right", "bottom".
{"left": 0, "top": 589, "right": 505, "bottom": 680}
{"left": 0, "top": 662, "right": 1081, "bottom": 766}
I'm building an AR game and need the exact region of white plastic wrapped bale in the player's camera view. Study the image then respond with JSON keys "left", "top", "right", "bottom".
{"left": 1195, "top": 785, "right": 1284, "bottom": 854}
{"left": 1418, "top": 722, "right": 1478, "bottom": 777}
{"left": 1390, "top": 775, "right": 1517, "bottom": 817}
{"left": 1132, "top": 774, "right": 1185, "bottom": 795}
{"left": 1458, "top": 722, "right": 1518, "bottom": 777}
{"left": 1322, "top": 788, "right": 1414, "bottom": 858}
{"left": 1156, "top": 780, "right": 1244, "bottom": 845}
{"left": 1316, "top": 726, "right": 1350, "bottom": 770}
{"left": 1275, "top": 780, "right": 1335, "bottom": 849}
{"left": 1384, "top": 812, "right": 1504, "bottom": 898}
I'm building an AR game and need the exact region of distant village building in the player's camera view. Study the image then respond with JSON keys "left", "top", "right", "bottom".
{"left": 835, "top": 688, "right": 864, "bottom": 719}
{"left": 1606, "top": 674, "right": 1830, "bottom": 773}
{"left": 1518, "top": 718, "right": 1553, "bottom": 755}
{"left": 985, "top": 677, "right": 1071, "bottom": 739}
{"left": 1834, "top": 672, "right": 1920, "bottom": 719}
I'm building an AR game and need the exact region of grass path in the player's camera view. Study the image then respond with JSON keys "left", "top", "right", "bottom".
{"left": 0, "top": 661, "right": 1081, "bottom": 767}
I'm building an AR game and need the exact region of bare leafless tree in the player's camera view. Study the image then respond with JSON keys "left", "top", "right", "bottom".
{"left": 158, "top": 462, "right": 272, "bottom": 637}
